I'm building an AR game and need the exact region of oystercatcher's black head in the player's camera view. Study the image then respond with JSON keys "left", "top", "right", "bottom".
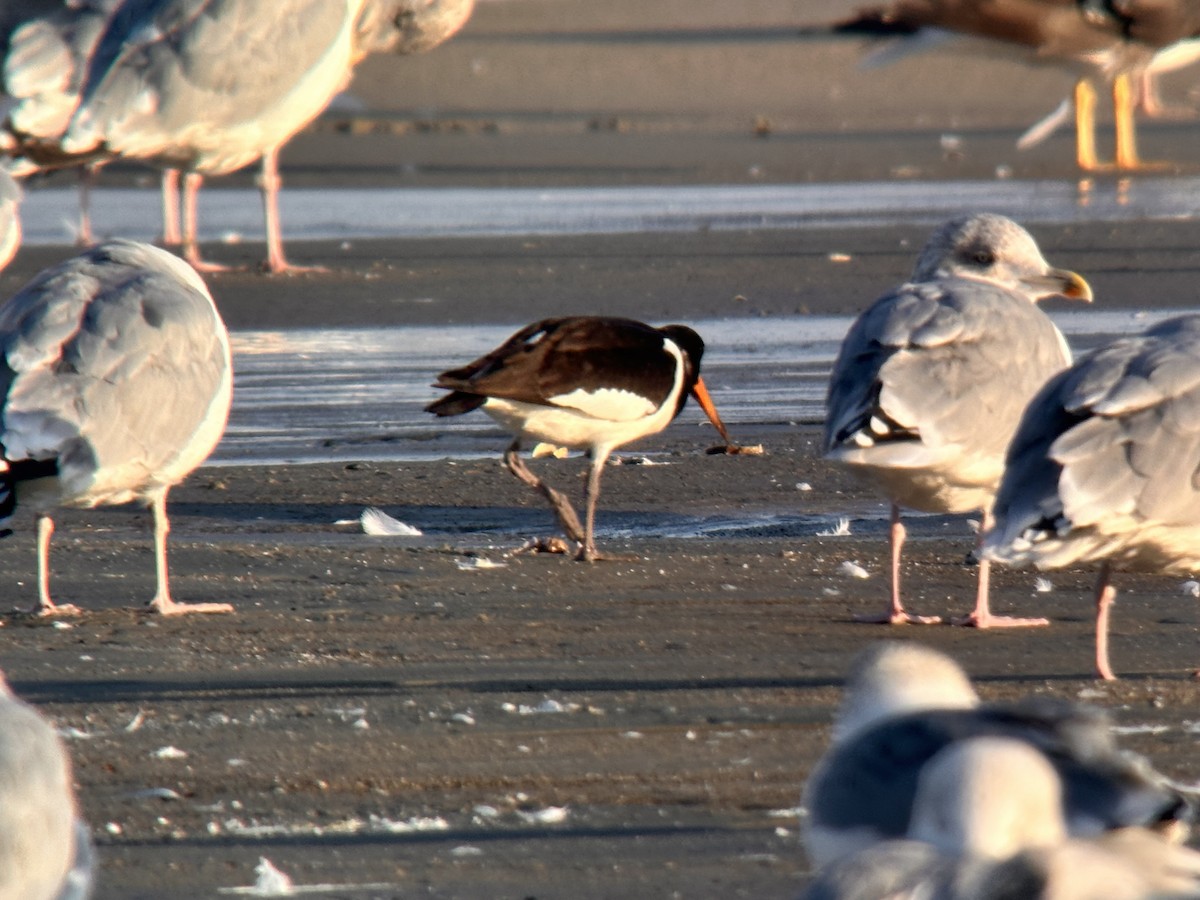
{"left": 657, "top": 324, "right": 735, "bottom": 446}
{"left": 657, "top": 324, "right": 705, "bottom": 382}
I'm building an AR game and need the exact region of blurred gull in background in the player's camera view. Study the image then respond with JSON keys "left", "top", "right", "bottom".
{"left": 836, "top": 0, "right": 1200, "bottom": 170}
{"left": 3, "top": 0, "right": 474, "bottom": 272}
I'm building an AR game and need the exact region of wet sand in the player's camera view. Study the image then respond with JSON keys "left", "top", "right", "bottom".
{"left": 4, "top": 442, "right": 1200, "bottom": 899}
{"left": 4, "top": 2, "right": 1200, "bottom": 897}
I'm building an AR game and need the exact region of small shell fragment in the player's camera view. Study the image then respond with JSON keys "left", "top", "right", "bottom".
{"left": 838, "top": 561, "right": 870, "bottom": 580}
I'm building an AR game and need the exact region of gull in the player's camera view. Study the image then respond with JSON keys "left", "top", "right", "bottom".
{"left": 43, "top": 0, "right": 474, "bottom": 273}
{"left": 824, "top": 213, "right": 1092, "bottom": 626}
{"left": 984, "top": 313, "right": 1200, "bottom": 680}
{"left": 0, "top": 671, "right": 93, "bottom": 900}
{"left": 425, "top": 316, "right": 740, "bottom": 561}
{"left": 836, "top": 0, "right": 1200, "bottom": 170}
{"left": 0, "top": 236, "right": 234, "bottom": 615}
{"left": 801, "top": 642, "right": 1192, "bottom": 870}
{"left": 803, "top": 734, "right": 1200, "bottom": 900}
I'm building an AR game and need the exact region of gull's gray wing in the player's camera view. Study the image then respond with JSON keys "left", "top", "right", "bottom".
{"left": 825, "top": 277, "right": 1071, "bottom": 470}
{"left": 68, "top": 0, "right": 356, "bottom": 167}
{"left": 0, "top": 239, "right": 231, "bottom": 505}
{"left": 987, "top": 314, "right": 1200, "bottom": 570}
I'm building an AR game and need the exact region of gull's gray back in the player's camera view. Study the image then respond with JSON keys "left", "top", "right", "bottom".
{"left": 825, "top": 277, "right": 1071, "bottom": 465}
{"left": 0, "top": 239, "right": 231, "bottom": 506}
{"left": 989, "top": 314, "right": 1200, "bottom": 570}
{"left": 67, "top": 0, "right": 359, "bottom": 171}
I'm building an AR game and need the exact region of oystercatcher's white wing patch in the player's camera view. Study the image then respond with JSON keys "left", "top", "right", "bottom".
{"left": 547, "top": 387, "right": 657, "bottom": 421}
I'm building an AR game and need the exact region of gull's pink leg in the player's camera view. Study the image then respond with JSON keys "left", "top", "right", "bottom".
{"left": 1094, "top": 563, "right": 1118, "bottom": 681}
{"left": 181, "top": 173, "right": 231, "bottom": 273}
{"left": 259, "top": 148, "right": 326, "bottom": 275}
{"left": 28, "top": 514, "right": 81, "bottom": 617}
{"left": 952, "top": 509, "right": 1050, "bottom": 628}
{"left": 76, "top": 165, "right": 98, "bottom": 246}
{"left": 160, "top": 169, "right": 182, "bottom": 246}
{"left": 855, "top": 504, "right": 941, "bottom": 625}
{"left": 146, "top": 492, "right": 232, "bottom": 615}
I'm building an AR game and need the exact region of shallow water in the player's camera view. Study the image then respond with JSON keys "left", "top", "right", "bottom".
{"left": 219, "top": 308, "right": 1189, "bottom": 466}
{"left": 18, "top": 177, "right": 1200, "bottom": 244}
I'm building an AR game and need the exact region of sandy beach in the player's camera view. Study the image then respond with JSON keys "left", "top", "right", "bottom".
{"left": 3, "top": 1, "right": 1200, "bottom": 897}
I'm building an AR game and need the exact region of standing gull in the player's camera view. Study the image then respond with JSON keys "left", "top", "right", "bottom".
{"left": 804, "top": 735, "right": 1200, "bottom": 900}
{"left": 52, "top": 0, "right": 474, "bottom": 273}
{"left": 836, "top": 0, "right": 1200, "bottom": 170}
{"left": 984, "top": 313, "right": 1200, "bottom": 680}
{"left": 0, "top": 238, "right": 234, "bottom": 615}
{"left": 0, "top": 671, "right": 93, "bottom": 900}
{"left": 801, "top": 642, "right": 1191, "bottom": 870}
{"left": 824, "top": 213, "right": 1092, "bottom": 627}
{"left": 426, "top": 316, "right": 740, "bottom": 561}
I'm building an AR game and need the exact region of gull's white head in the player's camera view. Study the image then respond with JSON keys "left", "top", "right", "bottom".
{"left": 911, "top": 213, "right": 1092, "bottom": 305}
{"left": 909, "top": 737, "right": 1067, "bottom": 860}
{"left": 832, "top": 642, "right": 979, "bottom": 743}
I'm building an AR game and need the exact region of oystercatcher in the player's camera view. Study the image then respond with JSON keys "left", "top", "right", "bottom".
{"left": 426, "top": 316, "right": 737, "bottom": 561}
{"left": 824, "top": 213, "right": 1092, "bottom": 627}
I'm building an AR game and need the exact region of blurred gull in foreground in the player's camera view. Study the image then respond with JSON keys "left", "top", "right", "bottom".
{"left": 0, "top": 234, "right": 234, "bottom": 615}
{"left": 823, "top": 213, "right": 1092, "bottom": 626}
{"left": 984, "top": 313, "right": 1200, "bottom": 680}
{"left": 801, "top": 642, "right": 1191, "bottom": 869}
{"left": 0, "top": 671, "right": 93, "bottom": 899}
{"left": 804, "top": 734, "right": 1200, "bottom": 900}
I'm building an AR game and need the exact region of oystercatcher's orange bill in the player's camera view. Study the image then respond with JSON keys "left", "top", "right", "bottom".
{"left": 691, "top": 377, "right": 765, "bottom": 456}
{"left": 690, "top": 376, "right": 733, "bottom": 444}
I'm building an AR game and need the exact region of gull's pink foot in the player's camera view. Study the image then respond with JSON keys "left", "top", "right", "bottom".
{"left": 854, "top": 609, "right": 942, "bottom": 625}
{"left": 29, "top": 602, "right": 83, "bottom": 618}
{"left": 261, "top": 258, "right": 330, "bottom": 276}
{"left": 951, "top": 612, "right": 1050, "bottom": 628}
{"left": 182, "top": 248, "right": 234, "bottom": 273}
{"left": 150, "top": 597, "right": 234, "bottom": 616}
{"left": 575, "top": 547, "right": 638, "bottom": 563}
